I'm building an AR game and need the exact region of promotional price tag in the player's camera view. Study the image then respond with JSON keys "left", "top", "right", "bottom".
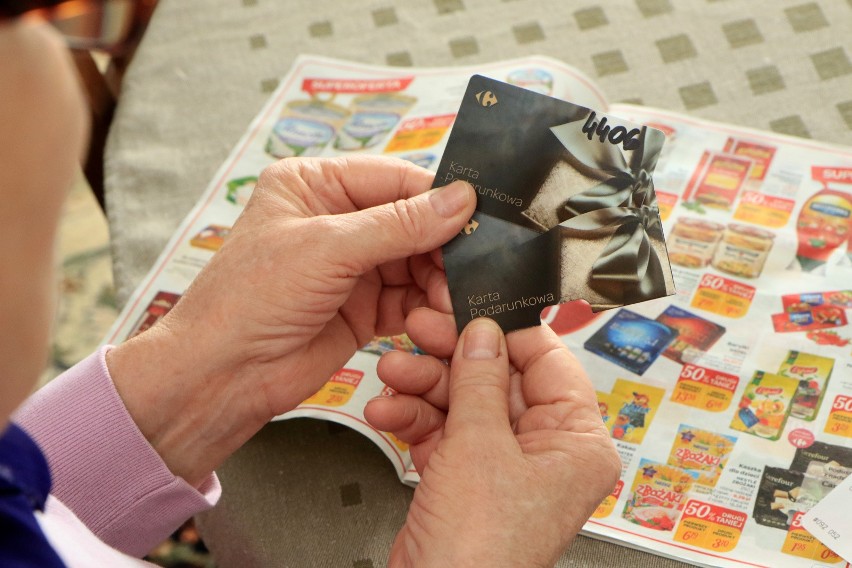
{"left": 674, "top": 500, "right": 746, "bottom": 552}
{"left": 691, "top": 274, "right": 756, "bottom": 318}
{"left": 656, "top": 190, "right": 678, "bottom": 221}
{"left": 303, "top": 368, "right": 364, "bottom": 407}
{"left": 782, "top": 512, "right": 844, "bottom": 563}
{"left": 824, "top": 395, "right": 852, "bottom": 438}
{"left": 384, "top": 114, "right": 455, "bottom": 152}
{"left": 671, "top": 364, "right": 739, "bottom": 412}
{"left": 593, "top": 480, "right": 623, "bottom": 519}
{"left": 733, "top": 191, "right": 795, "bottom": 228}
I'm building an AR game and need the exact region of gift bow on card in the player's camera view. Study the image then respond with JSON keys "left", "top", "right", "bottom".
{"left": 548, "top": 119, "right": 665, "bottom": 290}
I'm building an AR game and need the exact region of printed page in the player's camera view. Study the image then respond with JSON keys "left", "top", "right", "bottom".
{"left": 101, "top": 54, "right": 606, "bottom": 489}
{"left": 102, "top": 54, "right": 852, "bottom": 567}
{"left": 556, "top": 103, "right": 852, "bottom": 567}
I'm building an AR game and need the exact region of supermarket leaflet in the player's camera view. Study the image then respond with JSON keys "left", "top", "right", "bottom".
{"left": 103, "top": 55, "right": 852, "bottom": 568}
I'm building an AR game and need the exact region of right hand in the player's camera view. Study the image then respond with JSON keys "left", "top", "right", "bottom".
{"left": 365, "top": 316, "right": 621, "bottom": 567}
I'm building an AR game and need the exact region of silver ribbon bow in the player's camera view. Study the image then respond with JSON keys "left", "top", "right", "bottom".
{"left": 549, "top": 117, "right": 665, "bottom": 287}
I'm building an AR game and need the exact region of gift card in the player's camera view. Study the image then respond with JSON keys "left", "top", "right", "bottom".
{"left": 438, "top": 75, "right": 675, "bottom": 332}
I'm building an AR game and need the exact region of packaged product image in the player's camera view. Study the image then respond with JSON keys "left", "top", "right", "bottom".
{"left": 710, "top": 223, "right": 775, "bottom": 279}
{"left": 608, "top": 379, "right": 666, "bottom": 444}
{"left": 777, "top": 351, "right": 834, "bottom": 421}
{"left": 623, "top": 459, "right": 698, "bottom": 531}
{"left": 794, "top": 187, "right": 852, "bottom": 272}
{"left": 730, "top": 371, "right": 799, "bottom": 440}
{"left": 723, "top": 138, "right": 777, "bottom": 182}
{"left": 655, "top": 305, "right": 726, "bottom": 364}
{"left": 266, "top": 98, "right": 350, "bottom": 158}
{"left": 684, "top": 151, "right": 753, "bottom": 210}
{"left": 667, "top": 425, "right": 737, "bottom": 489}
{"left": 667, "top": 217, "right": 724, "bottom": 269}
{"left": 753, "top": 467, "right": 807, "bottom": 530}
{"left": 584, "top": 309, "right": 678, "bottom": 375}
{"left": 789, "top": 441, "right": 852, "bottom": 476}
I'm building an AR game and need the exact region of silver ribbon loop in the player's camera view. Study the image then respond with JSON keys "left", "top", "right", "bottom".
{"left": 560, "top": 205, "right": 661, "bottom": 284}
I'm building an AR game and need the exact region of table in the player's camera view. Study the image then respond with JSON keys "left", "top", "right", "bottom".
{"left": 104, "top": 1, "right": 852, "bottom": 566}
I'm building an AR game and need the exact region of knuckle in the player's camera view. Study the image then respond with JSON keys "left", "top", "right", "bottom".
{"left": 390, "top": 198, "right": 427, "bottom": 251}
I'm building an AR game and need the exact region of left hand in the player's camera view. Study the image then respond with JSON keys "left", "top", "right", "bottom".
{"left": 364, "top": 315, "right": 619, "bottom": 566}
{"left": 107, "top": 156, "right": 475, "bottom": 485}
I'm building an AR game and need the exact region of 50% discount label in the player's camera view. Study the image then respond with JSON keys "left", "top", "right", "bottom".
{"left": 733, "top": 191, "right": 795, "bottom": 229}
{"left": 824, "top": 395, "right": 852, "bottom": 438}
{"left": 671, "top": 364, "right": 739, "bottom": 412}
{"left": 691, "top": 274, "right": 756, "bottom": 319}
{"left": 674, "top": 500, "right": 747, "bottom": 553}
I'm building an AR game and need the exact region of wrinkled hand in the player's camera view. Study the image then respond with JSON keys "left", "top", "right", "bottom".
{"left": 107, "top": 156, "right": 475, "bottom": 485}
{"left": 365, "top": 314, "right": 620, "bottom": 567}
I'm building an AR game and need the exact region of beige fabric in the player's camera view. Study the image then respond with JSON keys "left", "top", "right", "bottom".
{"left": 104, "top": 1, "right": 852, "bottom": 566}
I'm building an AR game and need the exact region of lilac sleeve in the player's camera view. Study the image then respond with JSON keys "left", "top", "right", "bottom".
{"left": 13, "top": 346, "right": 221, "bottom": 558}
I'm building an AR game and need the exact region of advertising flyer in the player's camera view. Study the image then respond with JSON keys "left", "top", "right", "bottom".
{"left": 103, "top": 55, "right": 852, "bottom": 568}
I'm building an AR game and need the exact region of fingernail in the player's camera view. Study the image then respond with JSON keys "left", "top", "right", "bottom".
{"left": 463, "top": 319, "right": 500, "bottom": 360}
{"left": 429, "top": 180, "right": 471, "bottom": 218}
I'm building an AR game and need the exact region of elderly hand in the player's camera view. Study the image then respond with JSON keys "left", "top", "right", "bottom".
{"left": 365, "top": 314, "right": 620, "bottom": 567}
{"left": 106, "top": 156, "right": 475, "bottom": 486}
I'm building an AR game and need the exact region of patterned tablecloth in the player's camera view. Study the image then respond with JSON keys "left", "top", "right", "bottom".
{"left": 104, "top": 1, "right": 852, "bottom": 566}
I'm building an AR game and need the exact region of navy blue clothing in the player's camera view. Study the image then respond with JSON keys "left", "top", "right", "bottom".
{"left": 0, "top": 423, "right": 66, "bottom": 567}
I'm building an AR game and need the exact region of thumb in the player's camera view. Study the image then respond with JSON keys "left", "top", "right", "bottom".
{"left": 332, "top": 180, "right": 475, "bottom": 271}
{"left": 445, "top": 318, "right": 514, "bottom": 438}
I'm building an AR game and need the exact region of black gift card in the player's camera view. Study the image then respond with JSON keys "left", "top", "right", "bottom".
{"left": 438, "top": 76, "right": 676, "bottom": 332}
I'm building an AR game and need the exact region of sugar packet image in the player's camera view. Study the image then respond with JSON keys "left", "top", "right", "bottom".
{"left": 439, "top": 75, "right": 675, "bottom": 332}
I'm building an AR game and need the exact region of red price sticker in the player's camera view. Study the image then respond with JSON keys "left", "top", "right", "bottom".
{"left": 825, "top": 395, "right": 852, "bottom": 438}
{"left": 671, "top": 365, "right": 738, "bottom": 412}
{"left": 733, "top": 191, "right": 795, "bottom": 228}
{"left": 385, "top": 114, "right": 455, "bottom": 152}
{"left": 656, "top": 191, "right": 678, "bottom": 221}
{"left": 674, "top": 500, "right": 745, "bottom": 552}
{"left": 691, "top": 274, "right": 756, "bottom": 319}
{"left": 782, "top": 512, "right": 844, "bottom": 562}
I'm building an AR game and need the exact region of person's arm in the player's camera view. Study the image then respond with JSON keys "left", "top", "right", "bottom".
{"left": 16, "top": 156, "right": 473, "bottom": 558}
{"left": 14, "top": 347, "right": 220, "bottom": 558}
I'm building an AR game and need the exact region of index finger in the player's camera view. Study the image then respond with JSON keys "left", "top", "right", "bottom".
{"left": 289, "top": 155, "right": 436, "bottom": 213}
